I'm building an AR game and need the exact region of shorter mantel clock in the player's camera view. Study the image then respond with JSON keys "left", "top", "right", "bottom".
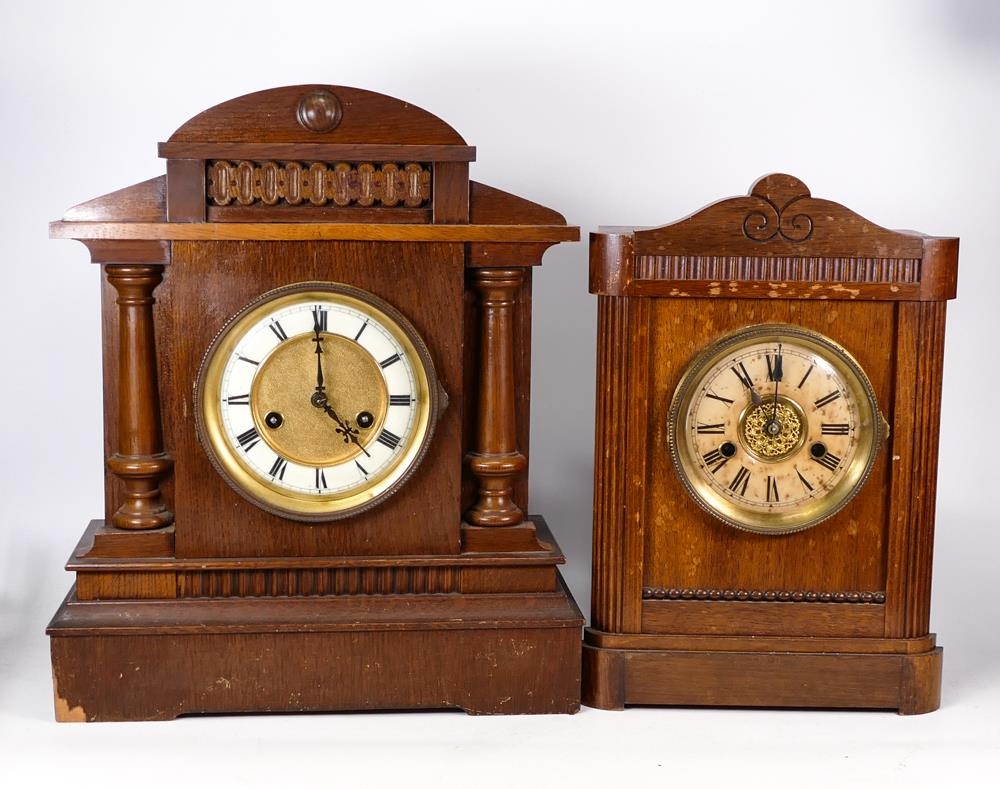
{"left": 585, "top": 173, "right": 958, "bottom": 714}
{"left": 46, "top": 85, "right": 583, "bottom": 721}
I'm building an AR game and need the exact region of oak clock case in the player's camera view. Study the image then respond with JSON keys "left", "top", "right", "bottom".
{"left": 46, "top": 85, "right": 582, "bottom": 721}
{"left": 585, "top": 174, "right": 958, "bottom": 714}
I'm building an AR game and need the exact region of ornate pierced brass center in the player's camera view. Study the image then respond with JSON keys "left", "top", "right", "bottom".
{"left": 250, "top": 334, "right": 388, "bottom": 466}
{"left": 740, "top": 396, "right": 806, "bottom": 462}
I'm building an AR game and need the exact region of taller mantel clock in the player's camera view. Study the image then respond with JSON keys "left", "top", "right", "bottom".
{"left": 584, "top": 174, "right": 958, "bottom": 714}
{"left": 47, "top": 85, "right": 582, "bottom": 721}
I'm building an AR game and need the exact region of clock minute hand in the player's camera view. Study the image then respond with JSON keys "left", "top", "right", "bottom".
{"left": 312, "top": 314, "right": 326, "bottom": 395}
{"left": 771, "top": 347, "right": 783, "bottom": 399}
{"left": 767, "top": 346, "right": 784, "bottom": 436}
{"left": 771, "top": 347, "right": 783, "bottom": 384}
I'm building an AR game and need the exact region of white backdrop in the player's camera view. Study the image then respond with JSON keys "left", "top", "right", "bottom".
{"left": 2, "top": 0, "right": 998, "bottom": 784}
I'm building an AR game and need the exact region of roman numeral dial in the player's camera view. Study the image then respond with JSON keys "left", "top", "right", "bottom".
{"left": 668, "top": 324, "right": 883, "bottom": 534}
{"left": 196, "top": 283, "right": 442, "bottom": 522}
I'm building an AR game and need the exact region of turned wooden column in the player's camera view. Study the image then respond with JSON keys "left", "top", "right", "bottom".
{"left": 464, "top": 268, "right": 528, "bottom": 527}
{"left": 104, "top": 264, "right": 174, "bottom": 530}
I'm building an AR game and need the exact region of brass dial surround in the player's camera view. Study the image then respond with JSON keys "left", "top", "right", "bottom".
{"left": 667, "top": 324, "right": 883, "bottom": 535}
{"left": 195, "top": 281, "right": 441, "bottom": 522}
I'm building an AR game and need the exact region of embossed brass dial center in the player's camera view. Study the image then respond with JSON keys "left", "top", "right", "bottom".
{"left": 250, "top": 334, "right": 388, "bottom": 466}
{"left": 739, "top": 396, "right": 806, "bottom": 462}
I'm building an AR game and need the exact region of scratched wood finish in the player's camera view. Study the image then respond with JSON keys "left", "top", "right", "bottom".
{"left": 582, "top": 643, "right": 942, "bottom": 714}
{"left": 642, "top": 298, "right": 894, "bottom": 599}
{"left": 47, "top": 85, "right": 582, "bottom": 720}
{"left": 49, "top": 580, "right": 582, "bottom": 720}
{"left": 585, "top": 174, "right": 957, "bottom": 714}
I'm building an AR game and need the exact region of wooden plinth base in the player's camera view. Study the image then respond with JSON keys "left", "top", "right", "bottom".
{"left": 582, "top": 629, "right": 942, "bottom": 715}
{"left": 49, "top": 583, "right": 581, "bottom": 721}
{"left": 46, "top": 516, "right": 583, "bottom": 722}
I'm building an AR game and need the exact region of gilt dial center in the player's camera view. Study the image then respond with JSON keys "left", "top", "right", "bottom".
{"left": 739, "top": 396, "right": 806, "bottom": 462}
{"left": 251, "top": 333, "right": 388, "bottom": 466}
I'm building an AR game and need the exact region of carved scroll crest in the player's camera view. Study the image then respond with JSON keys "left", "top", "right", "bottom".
{"left": 742, "top": 188, "right": 814, "bottom": 243}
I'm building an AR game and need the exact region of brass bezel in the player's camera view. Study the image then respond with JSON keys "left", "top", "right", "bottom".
{"left": 667, "top": 324, "right": 883, "bottom": 535}
{"left": 194, "top": 281, "right": 440, "bottom": 523}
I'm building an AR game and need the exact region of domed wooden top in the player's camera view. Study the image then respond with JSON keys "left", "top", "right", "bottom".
{"left": 163, "top": 84, "right": 468, "bottom": 148}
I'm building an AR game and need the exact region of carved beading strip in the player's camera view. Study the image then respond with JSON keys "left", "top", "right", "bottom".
{"left": 642, "top": 587, "right": 886, "bottom": 604}
{"left": 206, "top": 160, "right": 431, "bottom": 208}
{"left": 178, "top": 566, "right": 458, "bottom": 598}
{"left": 635, "top": 255, "right": 921, "bottom": 285}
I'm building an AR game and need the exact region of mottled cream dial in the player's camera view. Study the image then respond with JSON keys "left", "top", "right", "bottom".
{"left": 667, "top": 324, "right": 883, "bottom": 534}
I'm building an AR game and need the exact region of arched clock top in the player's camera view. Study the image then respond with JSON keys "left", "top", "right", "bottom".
{"left": 633, "top": 173, "right": 924, "bottom": 257}
{"left": 163, "top": 84, "right": 468, "bottom": 147}
{"left": 590, "top": 172, "right": 958, "bottom": 301}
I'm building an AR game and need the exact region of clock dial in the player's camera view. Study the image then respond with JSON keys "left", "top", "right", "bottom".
{"left": 196, "top": 282, "right": 440, "bottom": 521}
{"left": 667, "top": 324, "right": 883, "bottom": 534}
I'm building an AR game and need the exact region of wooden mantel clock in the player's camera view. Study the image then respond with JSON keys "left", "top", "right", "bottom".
{"left": 584, "top": 173, "right": 958, "bottom": 714}
{"left": 47, "top": 85, "right": 582, "bottom": 721}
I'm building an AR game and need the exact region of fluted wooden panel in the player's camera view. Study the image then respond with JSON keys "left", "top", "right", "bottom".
{"left": 177, "top": 566, "right": 459, "bottom": 598}
{"left": 591, "top": 295, "right": 649, "bottom": 633}
{"left": 885, "top": 301, "right": 948, "bottom": 638}
{"left": 636, "top": 255, "right": 921, "bottom": 285}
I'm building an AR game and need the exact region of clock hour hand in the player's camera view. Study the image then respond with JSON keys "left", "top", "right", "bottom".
{"left": 310, "top": 393, "right": 372, "bottom": 458}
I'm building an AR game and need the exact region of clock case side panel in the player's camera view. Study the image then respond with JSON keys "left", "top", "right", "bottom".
{"left": 884, "top": 299, "right": 950, "bottom": 639}
{"left": 167, "top": 240, "right": 465, "bottom": 558}
{"left": 591, "top": 291, "right": 651, "bottom": 634}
